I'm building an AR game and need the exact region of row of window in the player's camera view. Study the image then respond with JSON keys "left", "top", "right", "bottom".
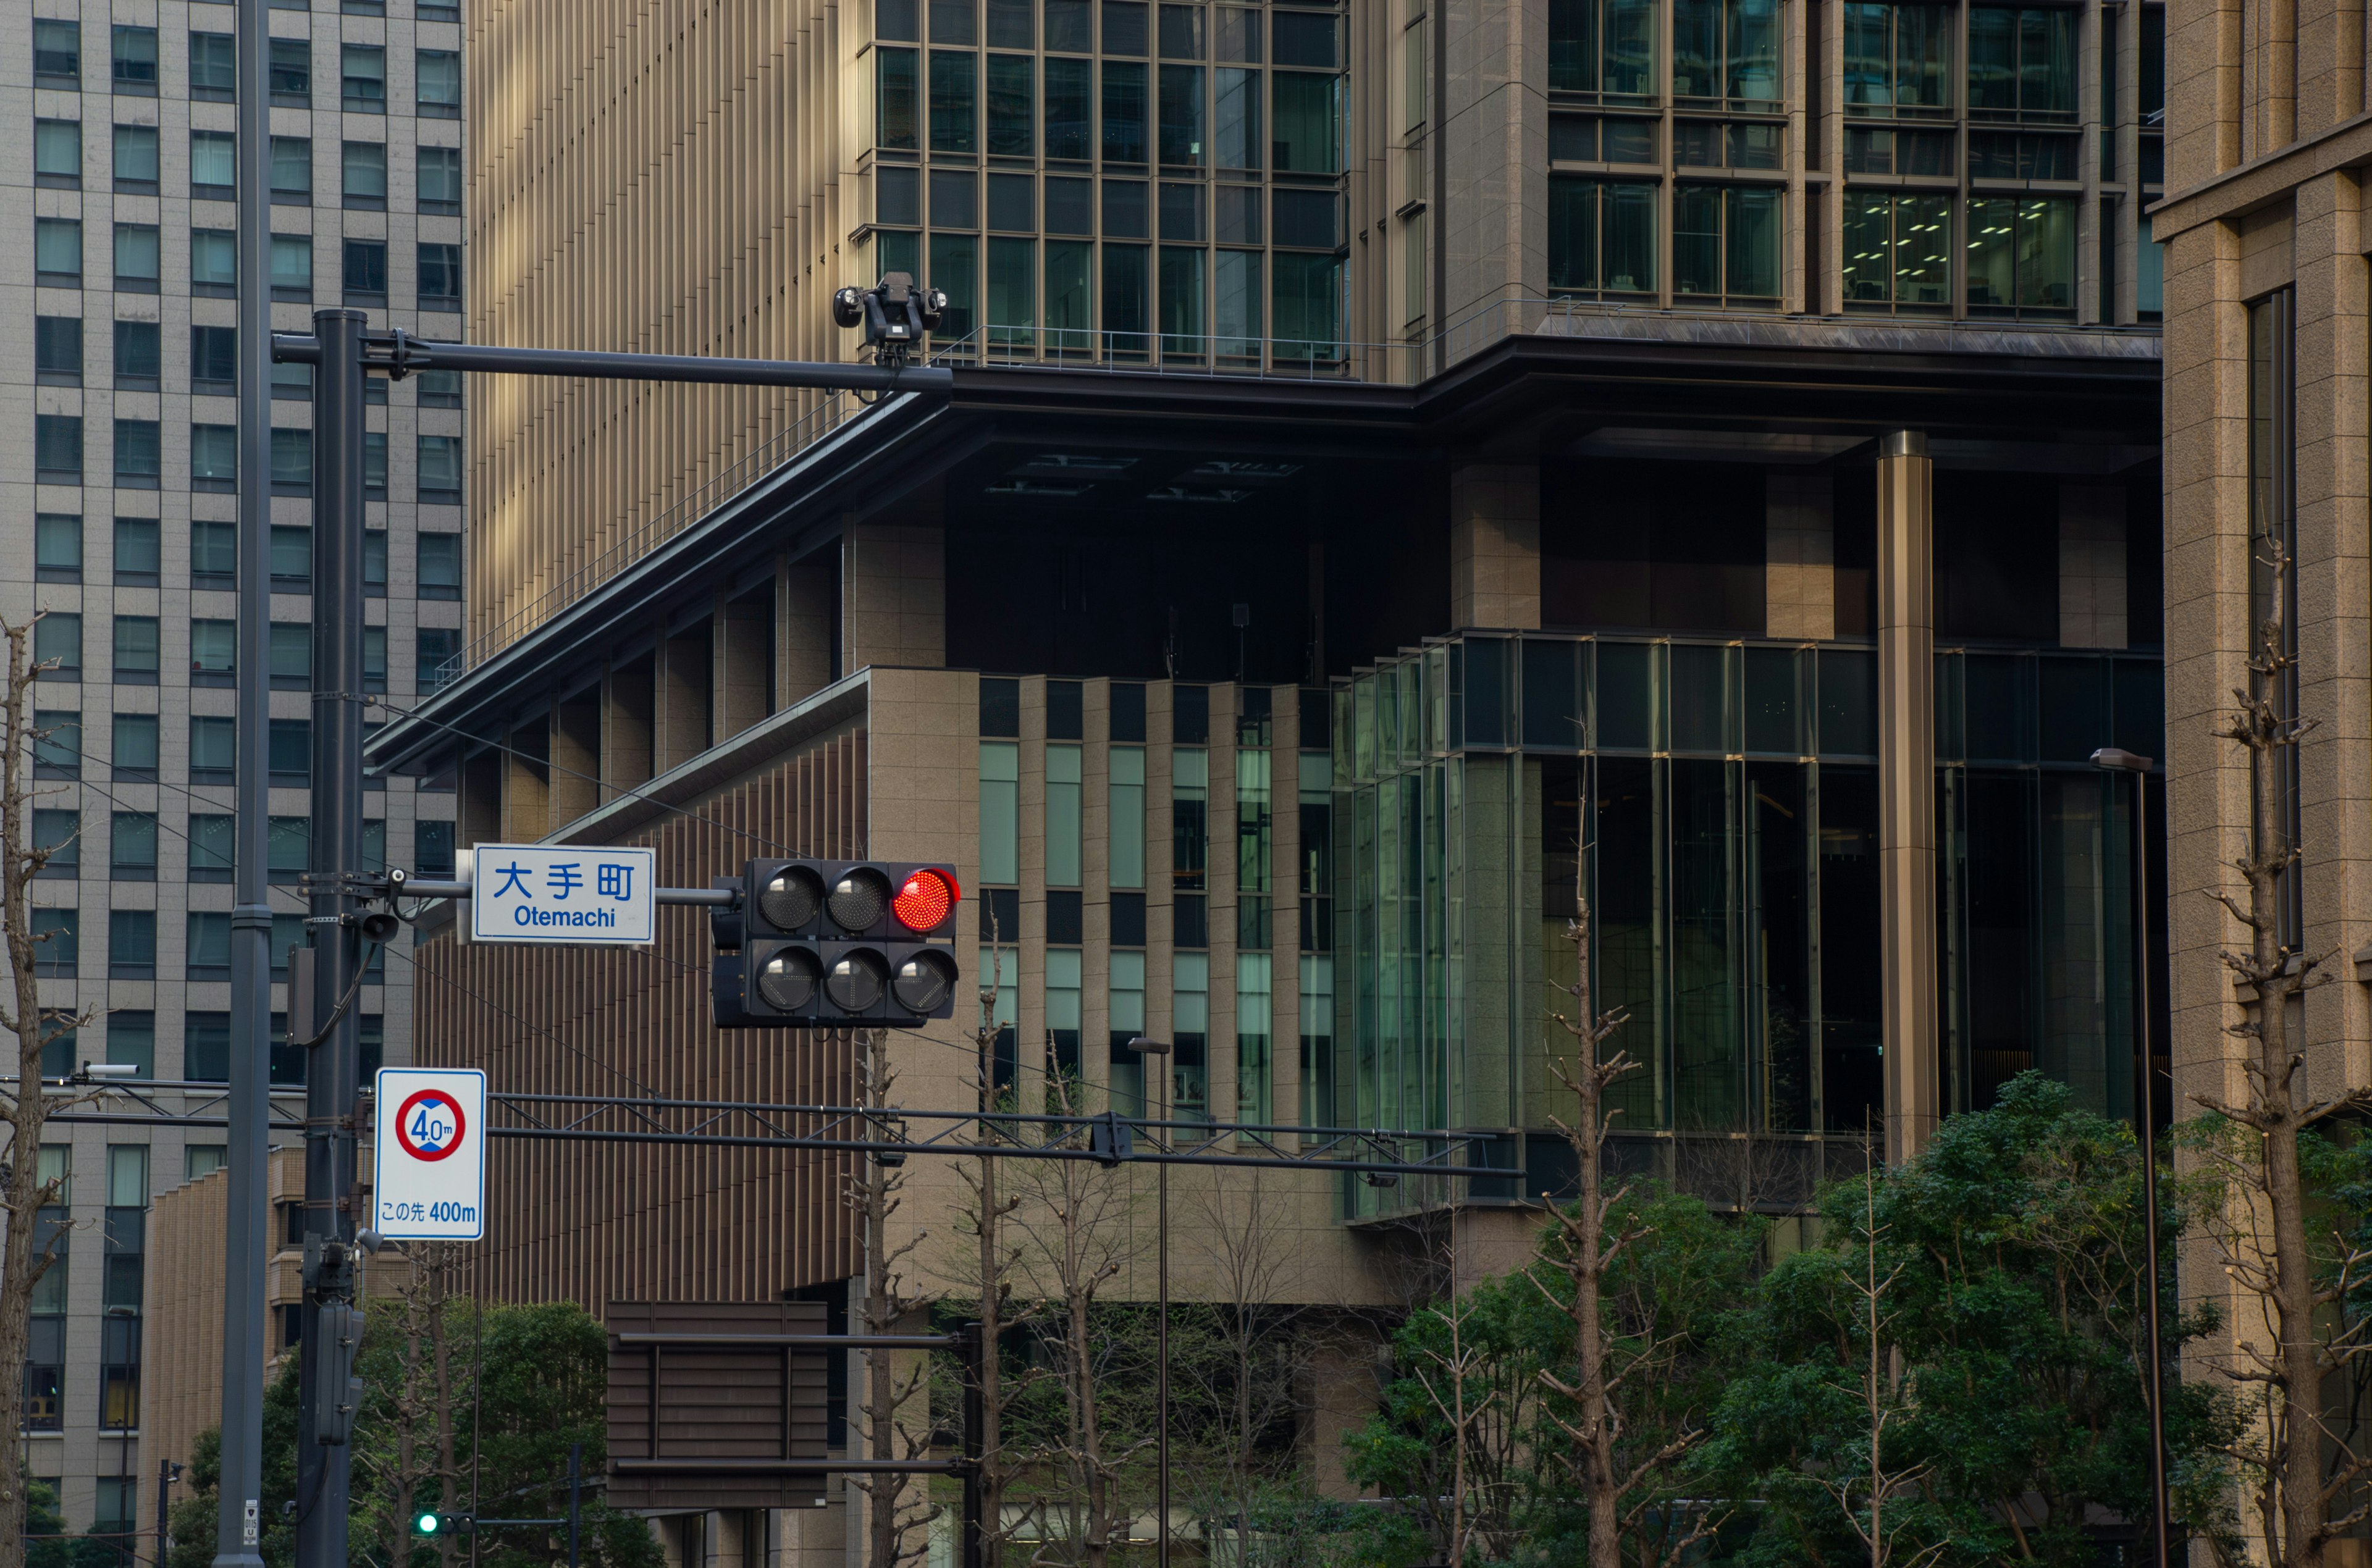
{"left": 1546, "top": 180, "right": 2164, "bottom": 317}
{"left": 35, "top": 124, "right": 461, "bottom": 213}
{"left": 877, "top": 232, "right": 1342, "bottom": 353}
{"left": 25, "top": 907, "right": 390, "bottom": 983}
{"left": 883, "top": 0, "right": 1339, "bottom": 62}
{"left": 33, "top": 813, "right": 446, "bottom": 882}
{"left": 34, "top": 516, "right": 461, "bottom": 595}
{"left": 33, "top": 223, "right": 463, "bottom": 308}
{"left": 36, "top": 323, "right": 464, "bottom": 407}
{"left": 27, "top": 615, "right": 447, "bottom": 692}
{"left": 878, "top": 48, "right": 1340, "bottom": 174}
{"left": 32, "top": 419, "right": 463, "bottom": 498}
{"left": 1548, "top": 0, "right": 2166, "bottom": 121}
{"left": 33, "top": 20, "right": 460, "bottom": 111}
{"left": 31, "top": 703, "right": 459, "bottom": 789}
{"left": 1549, "top": 113, "right": 2164, "bottom": 186}
{"left": 880, "top": 167, "right": 1334, "bottom": 245}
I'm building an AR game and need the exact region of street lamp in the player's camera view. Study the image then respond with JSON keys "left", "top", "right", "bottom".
{"left": 2093, "top": 745, "right": 2171, "bottom": 1566}
{"left": 1124, "top": 1036, "right": 1173, "bottom": 1568}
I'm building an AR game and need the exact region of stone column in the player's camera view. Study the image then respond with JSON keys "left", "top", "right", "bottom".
{"left": 2057, "top": 484, "right": 2130, "bottom": 649}
{"left": 602, "top": 654, "right": 655, "bottom": 794}
{"left": 780, "top": 552, "right": 837, "bottom": 704}
{"left": 841, "top": 521, "right": 945, "bottom": 673}
{"left": 1766, "top": 473, "right": 1836, "bottom": 640}
{"left": 1449, "top": 463, "right": 1541, "bottom": 630}
{"left": 500, "top": 716, "right": 550, "bottom": 843}
{"left": 549, "top": 683, "right": 603, "bottom": 826}
{"left": 1876, "top": 431, "right": 1938, "bottom": 1160}
{"left": 716, "top": 584, "right": 774, "bottom": 737}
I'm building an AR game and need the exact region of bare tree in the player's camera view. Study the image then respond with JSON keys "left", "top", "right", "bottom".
{"left": 1821, "top": 1162, "right": 1941, "bottom": 1568}
{"left": 1404, "top": 1217, "right": 1515, "bottom": 1568}
{"left": 846, "top": 1029, "right": 936, "bottom": 1568}
{"left": 360, "top": 1243, "right": 463, "bottom": 1568}
{"left": 1533, "top": 868, "right": 1722, "bottom": 1568}
{"left": 2189, "top": 526, "right": 2372, "bottom": 1565}
{"left": 0, "top": 614, "right": 98, "bottom": 1558}
{"left": 1008, "top": 1067, "right": 1148, "bottom": 1568}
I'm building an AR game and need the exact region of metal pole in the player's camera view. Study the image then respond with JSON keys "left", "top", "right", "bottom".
{"left": 567, "top": 1441, "right": 582, "bottom": 1568}
{"left": 1156, "top": 1080, "right": 1169, "bottom": 1568}
{"left": 294, "top": 309, "right": 368, "bottom": 1568}
{"left": 961, "top": 1323, "right": 984, "bottom": 1568}
{"left": 2135, "top": 772, "right": 2172, "bottom": 1566}
{"left": 213, "top": 1, "right": 272, "bottom": 1563}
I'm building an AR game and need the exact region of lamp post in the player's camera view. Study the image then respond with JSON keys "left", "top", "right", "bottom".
{"left": 2092, "top": 745, "right": 2170, "bottom": 1567}
{"left": 1125, "top": 1036, "right": 1173, "bottom": 1568}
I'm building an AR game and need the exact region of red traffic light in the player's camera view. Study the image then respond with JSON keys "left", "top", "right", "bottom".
{"left": 892, "top": 868, "right": 958, "bottom": 933}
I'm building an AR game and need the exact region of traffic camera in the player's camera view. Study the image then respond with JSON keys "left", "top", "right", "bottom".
{"left": 831, "top": 272, "right": 946, "bottom": 366}
{"left": 713, "top": 861, "right": 961, "bottom": 1028}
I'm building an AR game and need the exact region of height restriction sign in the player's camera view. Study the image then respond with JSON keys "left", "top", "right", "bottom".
{"left": 373, "top": 1068, "right": 487, "bottom": 1240}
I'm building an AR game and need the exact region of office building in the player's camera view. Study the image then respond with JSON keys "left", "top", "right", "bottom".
{"left": 369, "top": 0, "right": 2169, "bottom": 1558}
{"left": 4, "top": 0, "right": 462, "bottom": 1542}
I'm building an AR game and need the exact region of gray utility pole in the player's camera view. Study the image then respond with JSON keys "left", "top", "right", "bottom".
{"left": 212, "top": 0, "right": 272, "bottom": 1562}
{"left": 295, "top": 311, "right": 371, "bottom": 1567}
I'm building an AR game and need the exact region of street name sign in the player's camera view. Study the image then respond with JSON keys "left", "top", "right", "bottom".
{"left": 469, "top": 843, "right": 657, "bottom": 945}
{"left": 373, "top": 1067, "right": 487, "bottom": 1239}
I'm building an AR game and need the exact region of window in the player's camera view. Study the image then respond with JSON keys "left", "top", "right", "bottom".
{"left": 1675, "top": 0, "right": 1781, "bottom": 103}
{"left": 1966, "top": 196, "right": 2075, "bottom": 317}
{"left": 1272, "top": 71, "right": 1340, "bottom": 172}
{"left": 1044, "top": 56, "right": 1091, "bottom": 158}
{"left": 271, "top": 135, "right": 311, "bottom": 200}
{"left": 36, "top": 415, "right": 85, "bottom": 482}
{"left": 418, "top": 145, "right": 462, "bottom": 212}
{"left": 111, "top": 813, "right": 159, "bottom": 879}
{"left": 1104, "top": 0, "right": 1149, "bottom": 55}
{"left": 988, "top": 53, "right": 1035, "bottom": 156}
{"left": 113, "top": 123, "right": 160, "bottom": 190}
{"left": 271, "top": 235, "right": 314, "bottom": 300}
{"left": 419, "top": 435, "right": 463, "bottom": 502}
{"left": 113, "top": 618, "right": 161, "bottom": 683}
{"left": 114, "top": 224, "right": 161, "bottom": 291}
{"left": 1844, "top": 124, "right": 1955, "bottom": 172}
{"left": 193, "top": 325, "right": 238, "bottom": 392}
{"left": 1216, "top": 65, "right": 1261, "bottom": 171}
{"left": 980, "top": 740, "right": 1019, "bottom": 884}
{"left": 418, "top": 534, "right": 463, "bottom": 598}
{"left": 271, "top": 623, "right": 311, "bottom": 687}
{"left": 110, "top": 910, "right": 157, "bottom": 979}
{"left": 419, "top": 243, "right": 463, "bottom": 306}
{"left": 270, "top": 38, "right": 309, "bottom": 103}
{"left": 193, "top": 524, "right": 237, "bottom": 585}
{"left": 190, "top": 816, "right": 233, "bottom": 882}
{"left": 342, "top": 45, "right": 387, "bottom": 111}
{"left": 931, "top": 49, "right": 978, "bottom": 152}
{"left": 273, "top": 360, "right": 313, "bottom": 401}
{"left": 268, "top": 817, "right": 308, "bottom": 879}
{"left": 191, "top": 32, "right": 236, "bottom": 99}
{"left": 416, "top": 819, "right": 457, "bottom": 878}
{"left": 1969, "top": 7, "right": 2076, "bottom": 122}
{"left": 1105, "top": 60, "right": 1148, "bottom": 161}
{"left": 1844, "top": 2, "right": 1954, "bottom": 115}
{"left": 35, "top": 219, "right": 83, "bottom": 284}
{"left": 36, "top": 317, "right": 82, "bottom": 385}
{"left": 1673, "top": 185, "right": 1781, "bottom": 302}
{"left": 364, "top": 627, "right": 387, "bottom": 694}
{"left": 115, "top": 518, "right": 161, "bottom": 585}
{"left": 193, "top": 229, "right": 238, "bottom": 295}
{"left": 33, "top": 711, "right": 83, "bottom": 778}
{"left": 417, "top": 50, "right": 461, "bottom": 116}
{"left": 344, "top": 238, "right": 389, "bottom": 301}
{"left": 271, "top": 526, "right": 313, "bottom": 586}
{"left": 36, "top": 516, "right": 83, "bottom": 582}
{"left": 114, "top": 420, "right": 162, "bottom": 488}
{"left": 1675, "top": 119, "right": 1782, "bottom": 167}
{"left": 1272, "top": 187, "right": 1337, "bottom": 249}
{"left": 272, "top": 427, "right": 313, "bottom": 492}
{"left": 1160, "top": 62, "right": 1204, "bottom": 164}
{"left": 35, "top": 616, "right": 83, "bottom": 681}
{"left": 879, "top": 48, "right": 920, "bottom": 149}
{"left": 115, "top": 321, "right": 161, "bottom": 387}
{"left": 33, "top": 19, "right": 80, "bottom": 88}
{"left": 366, "top": 433, "right": 389, "bottom": 499}
{"left": 1969, "top": 130, "right": 2077, "bottom": 178}
{"left": 1549, "top": 177, "right": 1658, "bottom": 296}
{"left": 931, "top": 168, "right": 977, "bottom": 228}
{"left": 1172, "top": 951, "right": 1209, "bottom": 1116}
{"left": 113, "top": 713, "right": 159, "bottom": 780}
{"left": 418, "top": 367, "right": 463, "bottom": 408}
{"left": 933, "top": 0, "right": 979, "bottom": 44}
{"left": 191, "top": 621, "right": 237, "bottom": 681}
{"left": 343, "top": 141, "right": 387, "bottom": 206}
{"left": 112, "top": 26, "right": 160, "bottom": 93}
{"left": 1550, "top": 0, "right": 1657, "bottom": 96}
{"left": 1108, "top": 948, "right": 1147, "bottom": 1110}
{"left": 191, "top": 426, "right": 238, "bottom": 491}
{"left": 32, "top": 910, "right": 78, "bottom": 976}
{"left": 2137, "top": 214, "right": 2164, "bottom": 317}
{"left": 35, "top": 119, "right": 80, "bottom": 187}
{"left": 35, "top": 811, "right": 80, "bottom": 879}
{"left": 1843, "top": 191, "right": 1953, "bottom": 310}
{"left": 192, "top": 129, "right": 237, "bottom": 196}
{"left": 269, "top": 718, "right": 311, "bottom": 783}
{"left": 191, "top": 715, "right": 236, "bottom": 781}
{"left": 418, "top": 629, "right": 458, "bottom": 692}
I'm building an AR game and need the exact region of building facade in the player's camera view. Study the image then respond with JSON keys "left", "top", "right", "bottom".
{"left": 4, "top": 0, "right": 463, "bottom": 1543}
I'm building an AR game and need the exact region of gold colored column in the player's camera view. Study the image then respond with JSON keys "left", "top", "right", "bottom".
{"left": 1876, "top": 430, "right": 1938, "bottom": 1161}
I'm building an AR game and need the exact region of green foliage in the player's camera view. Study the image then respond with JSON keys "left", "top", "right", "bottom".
{"left": 166, "top": 1298, "right": 662, "bottom": 1568}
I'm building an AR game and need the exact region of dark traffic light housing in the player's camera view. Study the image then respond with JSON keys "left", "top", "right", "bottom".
{"left": 713, "top": 860, "right": 960, "bottom": 1028}
{"left": 831, "top": 272, "right": 947, "bottom": 367}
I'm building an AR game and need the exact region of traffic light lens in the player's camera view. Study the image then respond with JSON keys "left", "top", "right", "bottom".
{"left": 416, "top": 1514, "right": 440, "bottom": 1536}
{"left": 757, "top": 948, "right": 820, "bottom": 1011}
{"left": 825, "top": 951, "right": 886, "bottom": 1012}
{"left": 891, "top": 869, "right": 958, "bottom": 933}
{"left": 891, "top": 951, "right": 956, "bottom": 1013}
{"left": 827, "top": 869, "right": 890, "bottom": 931}
{"left": 760, "top": 866, "right": 824, "bottom": 930}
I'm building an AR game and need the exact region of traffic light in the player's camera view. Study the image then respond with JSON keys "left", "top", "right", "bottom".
{"left": 713, "top": 861, "right": 960, "bottom": 1028}
{"left": 413, "top": 1512, "right": 470, "bottom": 1537}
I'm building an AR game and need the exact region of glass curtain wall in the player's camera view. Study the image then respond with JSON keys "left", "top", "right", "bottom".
{"left": 872, "top": 0, "right": 1344, "bottom": 369}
